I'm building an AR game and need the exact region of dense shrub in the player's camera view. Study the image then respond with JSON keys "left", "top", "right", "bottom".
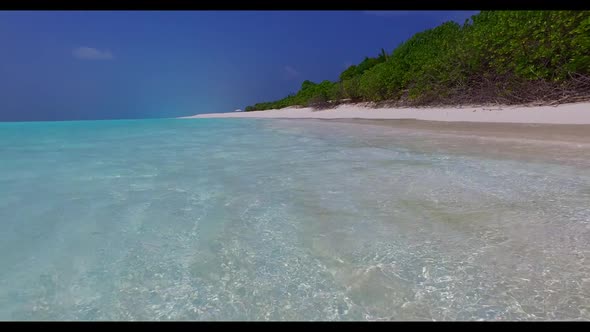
{"left": 246, "top": 11, "right": 590, "bottom": 111}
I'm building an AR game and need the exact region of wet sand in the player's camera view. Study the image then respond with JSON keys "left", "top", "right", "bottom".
{"left": 324, "top": 118, "right": 590, "bottom": 145}
{"left": 267, "top": 118, "right": 590, "bottom": 170}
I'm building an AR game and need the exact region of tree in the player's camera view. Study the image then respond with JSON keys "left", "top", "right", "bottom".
{"left": 250, "top": 11, "right": 590, "bottom": 109}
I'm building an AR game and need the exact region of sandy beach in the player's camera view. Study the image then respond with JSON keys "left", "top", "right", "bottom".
{"left": 184, "top": 102, "right": 590, "bottom": 125}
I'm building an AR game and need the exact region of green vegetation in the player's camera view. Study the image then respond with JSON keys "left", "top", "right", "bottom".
{"left": 245, "top": 11, "right": 590, "bottom": 111}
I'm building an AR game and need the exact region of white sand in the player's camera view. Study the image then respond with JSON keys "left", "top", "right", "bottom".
{"left": 182, "top": 102, "right": 590, "bottom": 125}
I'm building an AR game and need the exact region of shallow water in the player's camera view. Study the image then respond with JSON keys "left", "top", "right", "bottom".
{"left": 0, "top": 118, "right": 589, "bottom": 320}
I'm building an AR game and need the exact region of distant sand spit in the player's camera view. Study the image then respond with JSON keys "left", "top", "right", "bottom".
{"left": 183, "top": 102, "right": 590, "bottom": 125}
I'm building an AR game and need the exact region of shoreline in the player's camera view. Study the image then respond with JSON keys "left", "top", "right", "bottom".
{"left": 182, "top": 102, "right": 590, "bottom": 125}
{"left": 265, "top": 118, "right": 590, "bottom": 169}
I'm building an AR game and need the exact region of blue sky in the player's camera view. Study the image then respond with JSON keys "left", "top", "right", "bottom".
{"left": 0, "top": 11, "right": 478, "bottom": 121}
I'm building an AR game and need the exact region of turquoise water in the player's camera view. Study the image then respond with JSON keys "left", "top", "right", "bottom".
{"left": 0, "top": 118, "right": 589, "bottom": 320}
